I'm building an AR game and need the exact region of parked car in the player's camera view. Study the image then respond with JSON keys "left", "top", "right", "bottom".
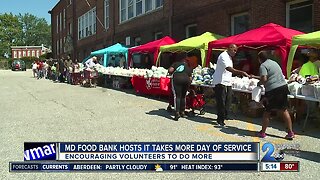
{"left": 11, "top": 59, "right": 26, "bottom": 71}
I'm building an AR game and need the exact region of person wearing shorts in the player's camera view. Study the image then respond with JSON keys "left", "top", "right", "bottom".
{"left": 252, "top": 51, "right": 294, "bottom": 140}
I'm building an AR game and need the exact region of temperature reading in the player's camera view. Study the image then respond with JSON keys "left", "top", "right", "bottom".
{"left": 214, "top": 165, "right": 223, "bottom": 170}
{"left": 285, "top": 163, "right": 294, "bottom": 169}
{"left": 280, "top": 162, "right": 299, "bottom": 171}
{"left": 170, "top": 165, "right": 178, "bottom": 170}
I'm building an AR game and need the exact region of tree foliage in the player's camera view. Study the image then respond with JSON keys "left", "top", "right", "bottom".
{"left": 0, "top": 13, "right": 51, "bottom": 57}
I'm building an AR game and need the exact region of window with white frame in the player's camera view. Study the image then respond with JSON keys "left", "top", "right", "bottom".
{"left": 93, "top": 8, "right": 96, "bottom": 33}
{"left": 13, "top": 51, "right": 17, "bottom": 58}
{"left": 120, "top": 0, "right": 127, "bottom": 22}
{"left": 120, "top": 0, "right": 164, "bottom": 23}
{"left": 59, "top": 12, "right": 62, "bottom": 31}
{"left": 85, "top": 13, "right": 88, "bottom": 37}
{"left": 56, "top": 15, "right": 59, "bottom": 33}
{"left": 105, "top": 0, "right": 110, "bottom": 29}
{"left": 78, "top": 7, "right": 96, "bottom": 40}
{"left": 128, "top": 0, "right": 134, "bottom": 19}
{"left": 145, "top": 0, "right": 152, "bottom": 12}
{"left": 134, "top": 37, "right": 141, "bottom": 46}
{"left": 23, "top": 51, "right": 26, "bottom": 57}
{"left": 231, "top": 12, "right": 249, "bottom": 35}
{"left": 78, "top": 19, "right": 81, "bottom": 39}
{"left": 60, "top": 39, "right": 62, "bottom": 54}
{"left": 154, "top": 32, "right": 163, "bottom": 40}
{"left": 63, "top": 9, "right": 66, "bottom": 29}
{"left": 64, "top": 37, "right": 66, "bottom": 52}
{"left": 286, "top": 0, "right": 313, "bottom": 32}
{"left": 32, "top": 50, "right": 35, "bottom": 57}
{"left": 136, "top": 0, "right": 142, "bottom": 16}
{"left": 27, "top": 50, "right": 30, "bottom": 57}
{"left": 185, "top": 24, "right": 197, "bottom": 38}
{"left": 155, "top": 0, "right": 163, "bottom": 8}
{"left": 68, "top": 22, "right": 72, "bottom": 35}
{"left": 88, "top": 11, "right": 92, "bottom": 36}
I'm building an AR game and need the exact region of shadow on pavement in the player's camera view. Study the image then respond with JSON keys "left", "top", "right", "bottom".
{"left": 296, "top": 150, "right": 320, "bottom": 163}
{"left": 184, "top": 115, "right": 216, "bottom": 125}
{"left": 145, "top": 108, "right": 175, "bottom": 121}
{"left": 218, "top": 124, "right": 285, "bottom": 139}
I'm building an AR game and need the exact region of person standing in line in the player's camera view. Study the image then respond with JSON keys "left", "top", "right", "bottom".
{"left": 168, "top": 54, "right": 192, "bottom": 121}
{"left": 58, "top": 58, "right": 65, "bottom": 82}
{"left": 32, "top": 61, "right": 38, "bottom": 78}
{"left": 65, "top": 56, "right": 73, "bottom": 83}
{"left": 213, "top": 44, "right": 249, "bottom": 126}
{"left": 251, "top": 51, "right": 294, "bottom": 140}
{"left": 43, "top": 60, "right": 48, "bottom": 79}
{"left": 37, "top": 60, "right": 44, "bottom": 79}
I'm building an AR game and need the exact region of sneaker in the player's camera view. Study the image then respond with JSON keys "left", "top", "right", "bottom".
{"left": 174, "top": 113, "right": 180, "bottom": 121}
{"left": 217, "top": 120, "right": 225, "bottom": 126}
{"left": 285, "top": 131, "right": 295, "bottom": 140}
{"left": 180, "top": 112, "right": 187, "bottom": 118}
{"left": 257, "top": 131, "right": 267, "bottom": 138}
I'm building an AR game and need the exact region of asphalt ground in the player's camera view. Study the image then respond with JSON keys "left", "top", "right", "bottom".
{"left": 0, "top": 70, "right": 319, "bottom": 179}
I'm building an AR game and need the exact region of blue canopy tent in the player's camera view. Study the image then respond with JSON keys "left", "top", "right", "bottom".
{"left": 84, "top": 43, "right": 129, "bottom": 67}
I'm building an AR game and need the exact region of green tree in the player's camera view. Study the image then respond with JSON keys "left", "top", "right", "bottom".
{"left": 0, "top": 13, "right": 22, "bottom": 57}
{"left": 18, "top": 13, "right": 51, "bottom": 47}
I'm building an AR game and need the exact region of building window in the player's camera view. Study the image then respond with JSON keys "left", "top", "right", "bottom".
{"left": 154, "top": 32, "right": 163, "bottom": 40}
{"left": 134, "top": 37, "right": 141, "bottom": 46}
{"left": 88, "top": 11, "right": 92, "bottom": 36}
{"left": 13, "top": 51, "right": 17, "bottom": 58}
{"left": 27, "top": 50, "right": 30, "bottom": 57}
{"left": 63, "top": 9, "right": 66, "bottom": 29}
{"left": 32, "top": 50, "right": 35, "bottom": 57}
{"left": 22, "top": 51, "right": 26, "bottom": 57}
{"left": 93, "top": 8, "right": 96, "bottom": 33}
{"left": 68, "top": 22, "right": 72, "bottom": 35}
{"left": 120, "top": 0, "right": 163, "bottom": 23}
{"left": 231, "top": 12, "right": 249, "bottom": 35}
{"left": 36, "top": 50, "right": 40, "bottom": 58}
{"left": 185, "top": 24, "right": 197, "bottom": 38}
{"left": 136, "top": 0, "right": 142, "bottom": 16}
{"left": 120, "top": 0, "right": 127, "bottom": 22}
{"left": 78, "top": 7, "right": 96, "bottom": 40}
{"left": 85, "top": 13, "right": 88, "bottom": 37}
{"left": 78, "top": 19, "right": 81, "bottom": 39}
{"left": 64, "top": 37, "right": 66, "bottom": 53}
{"left": 105, "top": 0, "right": 110, "bottom": 29}
{"left": 18, "top": 51, "right": 21, "bottom": 58}
{"left": 56, "top": 15, "right": 59, "bottom": 33}
{"left": 286, "top": 0, "right": 313, "bottom": 32}
{"left": 59, "top": 12, "right": 62, "bottom": 31}
{"left": 128, "top": 0, "right": 134, "bottom": 19}
{"left": 126, "top": 36, "right": 131, "bottom": 46}
{"left": 155, "top": 0, "right": 163, "bottom": 8}
{"left": 60, "top": 39, "right": 63, "bottom": 54}
{"left": 145, "top": 0, "right": 152, "bottom": 12}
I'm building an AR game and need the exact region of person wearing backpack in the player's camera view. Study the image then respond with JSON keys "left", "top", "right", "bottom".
{"left": 168, "top": 54, "right": 192, "bottom": 121}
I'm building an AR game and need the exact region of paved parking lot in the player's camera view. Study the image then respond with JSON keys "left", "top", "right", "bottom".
{"left": 0, "top": 70, "right": 319, "bottom": 179}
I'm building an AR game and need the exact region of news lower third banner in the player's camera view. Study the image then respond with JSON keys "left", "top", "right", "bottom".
{"left": 24, "top": 142, "right": 259, "bottom": 161}
{"left": 10, "top": 162, "right": 259, "bottom": 172}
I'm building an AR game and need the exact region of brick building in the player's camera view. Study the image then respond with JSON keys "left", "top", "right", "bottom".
{"left": 11, "top": 45, "right": 50, "bottom": 59}
{"left": 50, "top": 0, "right": 320, "bottom": 62}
